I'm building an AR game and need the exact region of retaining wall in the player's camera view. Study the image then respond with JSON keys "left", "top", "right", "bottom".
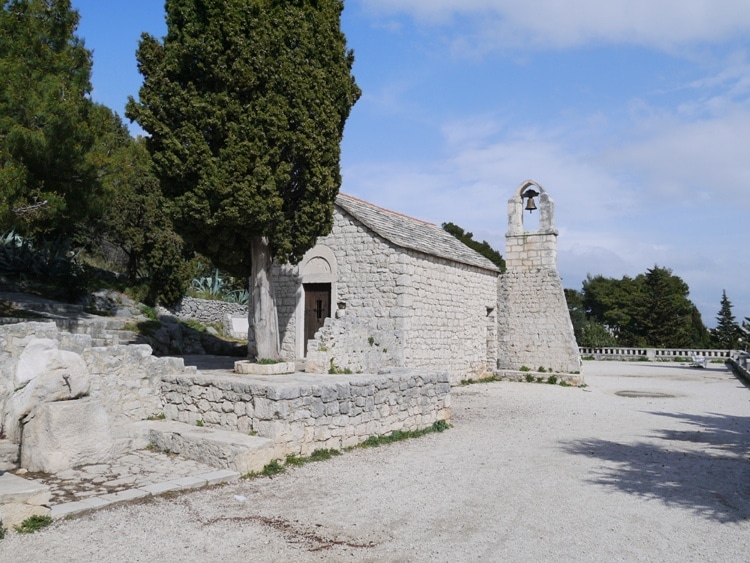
{"left": 167, "top": 297, "right": 248, "bottom": 328}
{"left": 160, "top": 369, "right": 451, "bottom": 457}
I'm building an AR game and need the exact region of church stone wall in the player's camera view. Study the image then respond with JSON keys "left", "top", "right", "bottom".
{"left": 406, "top": 254, "right": 497, "bottom": 382}
{"left": 307, "top": 210, "right": 497, "bottom": 383}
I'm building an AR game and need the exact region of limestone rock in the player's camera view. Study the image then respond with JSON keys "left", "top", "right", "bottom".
{"left": 3, "top": 343, "right": 90, "bottom": 442}
{"left": 0, "top": 502, "right": 50, "bottom": 529}
{"left": 20, "top": 399, "right": 114, "bottom": 473}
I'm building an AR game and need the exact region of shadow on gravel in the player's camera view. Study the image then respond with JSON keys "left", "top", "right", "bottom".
{"left": 563, "top": 412, "right": 750, "bottom": 523}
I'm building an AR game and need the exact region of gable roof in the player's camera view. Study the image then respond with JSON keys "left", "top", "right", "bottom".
{"left": 335, "top": 193, "right": 500, "bottom": 273}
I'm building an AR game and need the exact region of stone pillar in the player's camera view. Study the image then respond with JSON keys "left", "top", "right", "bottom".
{"left": 497, "top": 180, "right": 581, "bottom": 374}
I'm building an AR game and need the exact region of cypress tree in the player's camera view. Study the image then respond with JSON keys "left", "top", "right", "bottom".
{"left": 127, "top": 0, "right": 360, "bottom": 358}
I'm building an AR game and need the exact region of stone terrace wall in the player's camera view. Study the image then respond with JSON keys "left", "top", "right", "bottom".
{"left": 160, "top": 369, "right": 451, "bottom": 457}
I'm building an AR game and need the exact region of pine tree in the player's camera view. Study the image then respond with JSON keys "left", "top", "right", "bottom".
{"left": 711, "top": 290, "right": 742, "bottom": 349}
{"left": 639, "top": 266, "right": 694, "bottom": 348}
{"left": 127, "top": 0, "right": 360, "bottom": 358}
{"left": 0, "top": 0, "right": 100, "bottom": 236}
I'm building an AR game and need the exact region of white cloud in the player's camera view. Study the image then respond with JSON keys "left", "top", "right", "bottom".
{"left": 604, "top": 108, "right": 750, "bottom": 206}
{"left": 357, "top": 0, "right": 750, "bottom": 52}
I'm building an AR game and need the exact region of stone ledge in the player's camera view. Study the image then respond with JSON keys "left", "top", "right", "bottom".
{"left": 234, "top": 361, "right": 296, "bottom": 375}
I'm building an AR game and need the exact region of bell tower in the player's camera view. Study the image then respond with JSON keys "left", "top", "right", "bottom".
{"left": 497, "top": 180, "right": 581, "bottom": 374}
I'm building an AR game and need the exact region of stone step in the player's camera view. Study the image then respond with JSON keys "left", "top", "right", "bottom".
{"left": 131, "top": 420, "right": 276, "bottom": 475}
{"left": 0, "top": 471, "right": 52, "bottom": 528}
{"left": 0, "top": 440, "right": 19, "bottom": 471}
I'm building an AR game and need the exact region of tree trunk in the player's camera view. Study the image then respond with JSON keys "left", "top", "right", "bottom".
{"left": 250, "top": 236, "right": 281, "bottom": 360}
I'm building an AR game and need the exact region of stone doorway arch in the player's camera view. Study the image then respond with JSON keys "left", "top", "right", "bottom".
{"left": 295, "top": 245, "right": 338, "bottom": 358}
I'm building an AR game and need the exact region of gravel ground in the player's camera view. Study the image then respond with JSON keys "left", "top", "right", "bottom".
{"left": 2, "top": 361, "right": 749, "bottom": 562}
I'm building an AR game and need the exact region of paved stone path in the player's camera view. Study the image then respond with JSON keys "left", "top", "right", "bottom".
{"left": 19, "top": 450, "right": 225, "bottom": 505}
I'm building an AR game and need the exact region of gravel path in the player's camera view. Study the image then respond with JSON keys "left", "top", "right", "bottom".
{"left": 2, "top": 361, "right": 748, "bottom": 561}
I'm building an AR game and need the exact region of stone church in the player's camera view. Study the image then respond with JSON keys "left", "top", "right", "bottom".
{"left": 260, "top": 183, "right": 580, "bottom": 383}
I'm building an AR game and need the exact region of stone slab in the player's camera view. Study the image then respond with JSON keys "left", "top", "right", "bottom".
{"left": 49, "top": 496, "right": 111, "bottom": 519}
{"left": 0, "top": 472, "right": 51, "bottom": 505}
{"left": 195, "top": 469, "right": 241, "bottom": 486}
{"left": 140, "top": 481, "right": 182, "bottom": 495}
{"left": 97, "top": 488, "right": 151, "bottom": 504}
{"left": 170, "top": 476, "right": 207, "bottom": 489}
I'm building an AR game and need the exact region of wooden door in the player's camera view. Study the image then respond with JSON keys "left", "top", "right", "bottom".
{"left": 304, "top": 283, "right": 331, "bottom": 355}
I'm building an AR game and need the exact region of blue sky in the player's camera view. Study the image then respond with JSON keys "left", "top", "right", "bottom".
{"left": 71, "top": 0, "right": 750, "bottom": 329}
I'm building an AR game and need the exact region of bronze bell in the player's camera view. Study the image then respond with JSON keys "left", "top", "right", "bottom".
{"left": 523, "top": 188, "right": 539, "bottom": 213}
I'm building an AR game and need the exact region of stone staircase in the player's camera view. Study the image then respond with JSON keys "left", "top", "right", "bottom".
{"left": 0, "top": 292, "right": 141, "bottom": 346}
{"left": 131, "top": 420, "right": 276, "bottom": 475}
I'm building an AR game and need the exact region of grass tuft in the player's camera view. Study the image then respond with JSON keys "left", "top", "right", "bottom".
{"left": 14, "top": 514, "right": 53, "bottom": 534}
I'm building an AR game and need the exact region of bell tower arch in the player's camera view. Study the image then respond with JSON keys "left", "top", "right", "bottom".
{"left": 505, "top": 180, "right": 558, "bottom": 271}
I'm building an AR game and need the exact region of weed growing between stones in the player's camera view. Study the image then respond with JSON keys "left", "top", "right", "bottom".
{"left": 258, "top": 358, "right": 283, "bottom": 364}
{"left": 196, "top": 419, "right": 204, "bottom": 427}
{"left": 328, "top": 359, "right": 353, "bottom": 374}
{"left": 460, "top": 376, "right": 501, "bottom": 385}
{"left": 14, "top": 514, "right": 53, "bottom": 534}
{"left": 146, "top": 412, "right": 166, "bottom": 420}
{"left": 353, "top": 419, "right": 451, "bottom": 449}
{"left": 546, "top": 375, "right": 558, "bottom": 385}
{"left": 261, "top": 460, "right": 284, "bottom": 476}
{"left": 519, "top": 366, "right": 531, "bottom": 372}
{"left": 0, "top": 522, "right": 6, "bottom": 540}
{"left": 241, "top": 422, "right": 450, "bottom": 479}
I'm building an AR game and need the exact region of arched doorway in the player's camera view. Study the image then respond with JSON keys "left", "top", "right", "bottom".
{"left": 296, "top": 245, "right": 338, "bottom": 357}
